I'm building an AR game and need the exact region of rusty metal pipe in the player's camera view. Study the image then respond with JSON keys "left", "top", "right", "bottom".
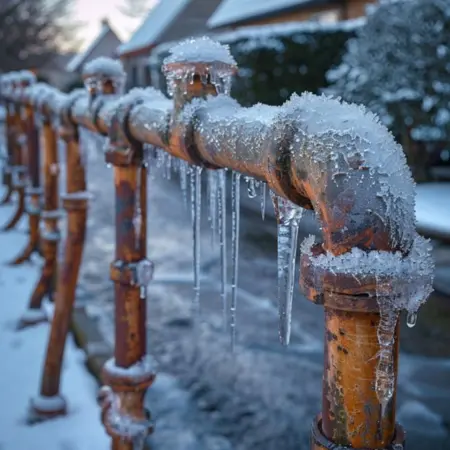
{"left": 29, "top": 91, "right": 90, "bottom": 420}
{"left": 18, "top": 91, "right": 62, "bottom": 329}
{"left": 1, "top": 74, "right": 36, "bottom": 225}
{"left": 8, "top": 99, "right": 43, "bottom": 264}
{"left": 76, "top": 65, "right": 156, "bottom": 449}
{"left": 5, "top": 42, "right": 431, "bottom": 448}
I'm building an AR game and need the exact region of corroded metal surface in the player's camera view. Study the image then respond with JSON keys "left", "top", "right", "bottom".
{"left": 310, "top": 415, "right": 405, "bottom": 450}
{"left": 8, "top": 103, "right": 42, "bottom": 263}
{"left": 99, "top": 94, "right": 155, "bottom": 449}
{"left": 0, "top": 102, "right": 14, "bottom": 203}
{"left": 19, "top": 115, "right": 60, "bottom": 327}
{"left": 32, "top": 118, "right": 89, "bottom": 418}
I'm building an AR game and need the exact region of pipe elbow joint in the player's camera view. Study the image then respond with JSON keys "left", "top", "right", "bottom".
{"left": 281, "top": 93, "right": 417, "bottom": 255}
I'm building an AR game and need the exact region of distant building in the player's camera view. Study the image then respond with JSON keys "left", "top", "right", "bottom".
{"left": 207, "top": 0, "right": 377, "bottom": 30}
{"left": 66, "top": 19, "right": 122, "bottom": 76}
{"left": 118, "top": 0, "right": 222, "bottom": 90}
{"left": 38, "top": 52, "right": 78, "bottom": 91}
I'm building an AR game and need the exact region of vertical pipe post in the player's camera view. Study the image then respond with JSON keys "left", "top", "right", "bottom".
{"left": 0, "top": 77, "right": 15, "bottom": 204}
{"left": 18, "top": 96, "right": 60, "bottom": 329}
{"left": 1, "top": 77, "right": 32, "bottom": 230}
{"left": 300, "top": 246, "right": 406, "bottom": 449}
{"left": 9, "top": 96, "right": 43, "bottom": 263}
{"left": 99, "top": 94, "right": 155, "bottom": 450}
{"left": 29, "top": 91, "right": 89, "bottom": 420}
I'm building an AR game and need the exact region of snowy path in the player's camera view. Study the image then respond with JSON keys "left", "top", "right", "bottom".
{"left": 0, "top": 199, "right": 109, "bottom": 450}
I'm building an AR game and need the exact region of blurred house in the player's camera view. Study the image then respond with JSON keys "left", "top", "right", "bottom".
{"left": 118, "top": 0, "right": 222, "bottom": 90}
{"left": 38, "top": 52, "right": 78, "bottom": 91}
{"left": 207, "top": 0, "right": 377, "bottom": 29}
{"left": 66, "top": 19, "right": 122, "bottom": 77}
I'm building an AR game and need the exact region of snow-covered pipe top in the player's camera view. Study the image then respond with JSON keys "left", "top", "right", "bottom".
{"left": 82, "top": 57, "right": 126, "bottom": 97}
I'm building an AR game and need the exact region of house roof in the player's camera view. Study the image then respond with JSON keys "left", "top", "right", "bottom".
{"left": 207, "top": 0, "right": 332, "bottom": 29}
{"left": 118, "top": 0, "right": 191, "bottom": 56}
{"left": 66, "top": 20, "right": 121, "bottom": 72}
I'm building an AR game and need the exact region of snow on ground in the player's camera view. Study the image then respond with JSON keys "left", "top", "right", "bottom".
{"left": 416, "top": 182, "right": 450, "bottom": 239}
{"left": 0, "top": 196, "right": 109, "bottom": 450}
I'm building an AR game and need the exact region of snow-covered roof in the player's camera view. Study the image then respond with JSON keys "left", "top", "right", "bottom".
{"left": 118, "top": 0, "right": 191, "bottom": 56}
{"left": 208, "top": 0, "right": 320, "bottom": 29}
{"left": 66, "top": 22, "right": 120, "bottom": 73}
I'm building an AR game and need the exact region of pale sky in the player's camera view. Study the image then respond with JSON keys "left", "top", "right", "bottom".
{"left": 73, "top": 0, "right": 143, "bottom": 50}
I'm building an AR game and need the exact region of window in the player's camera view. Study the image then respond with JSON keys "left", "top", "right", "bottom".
{"left": 310, "top": 9, "right": 340, "bottom": 24}
{"left": 144, "top": 66, "right": 151, "bottom": 86}
{"left": 131, "top": 65, "right": 138, "bottom": 88}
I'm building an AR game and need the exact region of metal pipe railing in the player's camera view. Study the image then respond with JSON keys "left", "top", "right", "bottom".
{"left": 17, "top": 85, "right": 65, "bottom": 328}
{"left": 7, "top": 77, "right": 45, "bottom": 264}
{"left": 0, "top": 36, "right": 435, "bottom": 450}
{"left": 0, "top": 73, "right": 35, "bottom": 228}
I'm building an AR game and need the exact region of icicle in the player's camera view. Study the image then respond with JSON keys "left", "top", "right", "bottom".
{"left": 218, "top": 170, "right": 227, "bottom": 330}
{"left": 230, "top": 172, "right": 241, "bottom": 351}
{"left": 179, "top": 160, "right": 188, "bottom": 208}
{"left": 166, "top": 154, "right": 172, "bottom": 180}
{"left": 375, "top": 295, "right": 399, "bottom": 417}
{"left": 406, "top": 311, "right": 417, "bottom": 328}
{"left": 271, "top": 193, "right": 304, "bottom": 346}
{"left": 245, "top": 176, "right": 257, "bottom": 198}
{"left": 133, "top": 165, "right": 142, "bottom": 250}
{"left": 191, "top": 166, "right": 202, "bottom": 316}
{"left": 261, "top": 182, "right": 267, "bottom": 220}
{"left": 208, "top": 170, "right": 218, "bottom": 247}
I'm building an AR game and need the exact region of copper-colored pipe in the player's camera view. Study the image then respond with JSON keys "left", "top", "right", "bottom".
{"left": 1, "top": 83, "right": 30, "bottom": 229}
{"left": 80, "top": 68, "right": 155, "bottom": 449}
{"left": 0, "top": 100, "right": 14, "bottom": 204}
{"left": 8, "top": 101, "right": 42, "bottom": 263}
{"left": 30, "top": 95, "right": 90, "bottom": 419}
{"left": 18, "top": 105, "right": 60, "bottom": 329}
{"left": 100, "top": 152, "right": 154, "bottom": 450}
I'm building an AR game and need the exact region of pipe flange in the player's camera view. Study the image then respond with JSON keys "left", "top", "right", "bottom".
{"left": 41, "top": 230, "right": 61, "bottom": 242}
{"left": 41, "top": 209, "right": 65, "bottom": 220}
{"left": 97, "top": 386, "right": 154, "bottom": 444}
{"left": 311, "top": 415, "right": 405, "bottom": 450}
{"left": 110, "top": 259, "right": 154, "bottom": 288}
{"left": 300, "top": 235, "right": 434, "bottom": 314}
{"left": 101, "top": 356, "right": 157, "bottom": 392}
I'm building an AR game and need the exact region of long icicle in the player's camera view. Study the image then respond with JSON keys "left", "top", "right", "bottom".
{"left": 218, "top": 169, "right": 227, "bottom": 330}
{"left": 179, "top": 160, "right": 188, "bottom": 208}
{"left": 375, "top": 293, "right": 399, "bottom": 418}
{"left": 133, "top": 164, "right": 143, "bottom": 250}
{"left": 208, "top": 170, "right": 218, "bottom": 248}
{"left": 261, "top": 182, "right": 267, "bottom": 220}
{"left": 271, "top": 193, "right": 303, "bottom": 346}
{"left": 192, "top": 166, "right": 203, "bottom": 317}
{"left": 230, "top": 171, "right": 241, "bottom": 351}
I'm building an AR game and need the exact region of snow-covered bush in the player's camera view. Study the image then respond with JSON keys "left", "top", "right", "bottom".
{"left": 326, "top": 0, "right": 450, "bottom": 179}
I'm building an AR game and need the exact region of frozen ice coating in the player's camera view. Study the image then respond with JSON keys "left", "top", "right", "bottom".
{"left": 302, "top": 234, "right": 434, "bottom": 312}
{"left": 279, "top": 92, "right": 417, "bottom": 252}
{"left": 163, "top": 36, "right": 237, "bottom": 67}
{"left": 82, "top": 57, "right": 125, "bottom": 79}
{"left": 18, "top": 70, "right": 36, "bottom": 84}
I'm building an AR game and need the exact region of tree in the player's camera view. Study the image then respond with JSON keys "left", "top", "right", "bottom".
{"left": 0, "top": 0, "right": 78, "bottom": 72}
{"left": 118, "top": 0, "right": 157, "bottom": 19}
{"left": 326, "top": 0, "right": 450, "bottom": 180}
